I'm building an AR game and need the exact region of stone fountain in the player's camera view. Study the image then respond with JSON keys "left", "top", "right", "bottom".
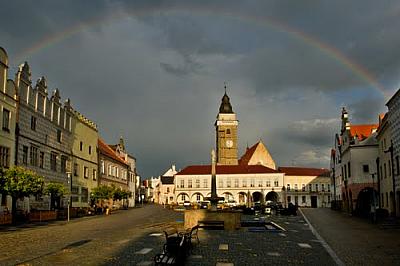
{"left": 183, "top": 149, "right": 241, "bottom": 230}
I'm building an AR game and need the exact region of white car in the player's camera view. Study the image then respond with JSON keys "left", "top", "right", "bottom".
{"left": 183, "top": 201, "right": 191, "bottom": 207}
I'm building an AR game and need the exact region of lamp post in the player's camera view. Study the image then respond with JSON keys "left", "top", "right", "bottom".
{"left": 67, "top": 172, "right": 72, "bottom": 222}
{"left": 384, "top": 141, "right": 396, "bottom": 217}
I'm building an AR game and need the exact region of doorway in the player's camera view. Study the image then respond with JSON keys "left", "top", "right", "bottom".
{"left": 311, "top": 196, "right": 318, "bottom": 208}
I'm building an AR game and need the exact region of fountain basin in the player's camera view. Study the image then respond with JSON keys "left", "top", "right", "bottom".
{"left": 184, "top": 209, "right": 241, "bottom": 231}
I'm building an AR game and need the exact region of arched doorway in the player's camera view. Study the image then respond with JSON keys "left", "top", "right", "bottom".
{"left": 223, "top": 192, "right": 234, "bottom": 201}
{"left": 238, "top": 192, "right": 247, "bottom": 205}
{"left": 191, "top": 193, "right": 204, "bottom": 203}
{"left": 176, "top": 193, "right": 189, "bottom": 203}
{"left": 265, "top": 191, "right": 279, "bottom": 203}
{"left": 355, "top": 187, "right": 377, "bottom": 217}
{"left": 252, "top": 192, "right": 263, "bottom": 203}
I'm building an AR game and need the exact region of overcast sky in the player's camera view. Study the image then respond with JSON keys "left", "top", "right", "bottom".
{"left": 1, "top": 1, "right": 400, "bottom": 178}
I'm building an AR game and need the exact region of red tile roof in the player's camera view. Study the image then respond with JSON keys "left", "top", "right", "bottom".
{"left": 349, "top": 124, "right": 378, "bottom": 141}
{"left": 278, "top": 167, "right": 330, "bottom": 177}
{"left": 238, "top": 142, "right": 259, "bottom": 165}
{"left": 176, "top": 164, "right": 279, "bottom": 175}
{"left": 98, "top": 138, "right": 128, "bottom": 165}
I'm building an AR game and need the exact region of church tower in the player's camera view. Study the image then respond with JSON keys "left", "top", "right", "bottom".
{"left": 215, "top": 87, "right": 238, "bottom": 165}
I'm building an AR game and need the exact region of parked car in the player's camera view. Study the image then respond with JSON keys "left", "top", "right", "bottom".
{"left": 183, "top": 201, "right": 191, "bottom": 207}
{"left": 226, "top": 200, "right": 237, "bottom": 208}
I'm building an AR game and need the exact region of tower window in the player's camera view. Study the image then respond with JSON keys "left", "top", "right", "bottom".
{"left": 226, "top": 129, "right": 231, "bottom": 134}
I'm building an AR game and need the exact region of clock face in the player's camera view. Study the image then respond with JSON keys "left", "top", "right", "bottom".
{"left": 226, "top": 140, "right": 233, "bottom": 148}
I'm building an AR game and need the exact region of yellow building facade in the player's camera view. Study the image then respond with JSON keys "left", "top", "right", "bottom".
{"left": 70, "top": 108, "right": 99, "bottom": 207}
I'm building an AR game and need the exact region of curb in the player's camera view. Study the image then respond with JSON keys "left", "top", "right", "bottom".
{"left": 299, "top": 208, "right": 345, "bottom": 266}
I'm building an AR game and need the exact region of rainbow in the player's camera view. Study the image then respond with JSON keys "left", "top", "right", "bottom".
{"left": 15, "top": 5, "right": 386, "bottom": 96}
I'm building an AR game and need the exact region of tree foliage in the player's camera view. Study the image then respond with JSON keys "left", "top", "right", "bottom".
{"left": 91, "top": 185, "right": 114, "bottom": 199}
{"left": 44, "top": 182, "right": 66, "bottom": 197}
{"left": 91, "top": 184, "right": 131, "bottom": 200}
{"left": 2, "top": 166, "right": 44, "bottom": 198}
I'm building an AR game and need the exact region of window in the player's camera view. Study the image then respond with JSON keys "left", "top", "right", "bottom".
{"left": 186, "top": 179, "right": 192, "bottom": 188}
{"left": 181, "top": 194, "right": 186, "bottom": 201}
{"left": 108, "top": 165, "right": 112, "bottom": 176}
{"left": 180, "top": 179, "right": 184, "bottom": 188}
{"left": 195, "top": 179, "right": 200, "bottom": 188}
{"left": 266, "top": 180, "right": 271, "bottom": 187}
{"left": 302, "top": 196, "right": 306, "bottom": 204}
{"left": 74, "top": 163, "right": 79, "bottom": 176}
{"left": 89, "top": 146, "right": 92, "bottom": 155}
{"left": 2, "top": 108, "right": 10, "bottom": 131}
{"left": 258, "top": 180, "right": 262, "bottom": 187}
{"left": 235, "top": 179, "right": 239, "bottom": 187}
{"left": 287, "top": 196, "right": 291, "bottom": 203}
{"left": 363, "top": 164, "right": 369, "bottom": 173}
{"left": 286, "top": 184, "right": 290, "bottom": 191}
{"left": 309, "top": 184, "right": 312, "bottom": 191}
{"left": 294, "top": 184, "right": 298, "bottom": 191}
{"left": 57, "top": 129, "right": 62, "bottom": 143}
{"left": 203, "top": 179, "right": 208, "bottom": 188}
{"left": 30, "top": 146, "right": 38, "bottom": 166}
{"left": 101, "top": 160, "right": 105, "bottom": 174}
{"left": 196, "top": 194, "right": 201, "bottom": 201}
{"left": 218, "top": 179, "right": 223, "bottom": 188}
{"left": 274, "top": 180, "right": 279, "bottom": 187}
{"left": 250, "top": 179, "right": 255, "bottom": 187}
{"left": 315, "top": 184, "right": 319, "bottom": 192}
{"left": 243, "top": 179, "right": 247, "bottom": 187}
{"left": 327, "top": 184, "right": 331, "bottom": 192}
{"left": 81, "top": 187, "right": 88, "bottom": 203}
{"left": 227, "top": 179, "right": 231, "bottom": 188}
{"left": 167, "top": 187, "right": 170, "bottom": 193}
{"left": 92, "top": 169, "right": 97, "bottom": 180}
{"left": 84, "top": 166, "right": 89, "bottom": 179}
{"left": 31, "top": 116, "right": 37, "bottom": 131}
{"left": 302, "top": 184, "right": 305, "bottom": 191}
{"left": 61, "top": 156, "right": 67, "bottom": 173}
{"left": 39, "top": 152, "right": 44, "bottom": 169}
{"left": 116, "top": 167, "right": 119, "bottom": 178}
{"left": 50, "top": 152, "right": 57, "bottom": 171}
{"left": 328, "top": 195, "right": 331, "bottom": 203}
{"left": 295, "top": 196, "right": 298, "bottom": 205}
{"left": 226, "top": 129, "right": 231, "bottom": 134}
{"left": 0, "top": 146, "right": 10, "bottom": 168}
{"left": 321, "top": 184, "right": 325, "bottom": 192}
{"left": 22, "top": 146, "right": 28, "bottom": 165}
{"left": 80, "top": 141, "right": 83, "bottom": 151}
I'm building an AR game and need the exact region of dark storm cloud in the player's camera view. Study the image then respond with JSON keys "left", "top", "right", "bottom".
{"left": 1, "top": 0, "right": 400, "bottom": 177}
{"left": 348, "top": 98, "right": 385, "bottom": 124}
{"left": 278, "top": 118, "right": 340, "bottom": 148}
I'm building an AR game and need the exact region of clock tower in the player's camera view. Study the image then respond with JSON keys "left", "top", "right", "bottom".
{"left": 215, "top": 89, "right": 238, "bottom": 165}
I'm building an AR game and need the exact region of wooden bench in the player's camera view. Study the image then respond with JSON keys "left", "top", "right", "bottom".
{"left": 197, "top": 220, "right": 224, "bottom": 230}
{"left": 154, "top": 226, "right": 189, "bottom": 265}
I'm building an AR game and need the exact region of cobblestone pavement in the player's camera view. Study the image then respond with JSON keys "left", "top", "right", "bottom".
{"left": 112, "top": 213, "right": 335, "bottom": 266}
{"left": 0, "top": 205, "right": 182, "bottom": 266}
{"left": 302, "top": 208, "right": 400, "bottom": 266}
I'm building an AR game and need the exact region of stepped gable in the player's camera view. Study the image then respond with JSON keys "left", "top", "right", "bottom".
{"left": 239, "top": 141, "right": 276, "bottom": 170}
{"left": 98, "top": 138, "right": 128, "bottom": 165}
{"left": 349, "top": 124, "right": 378, "bottom": 141}
{"left": 278, "top": 167, "right": 330, "bottom": 177}
{"left": 176, "top": 164, "right": 279, "bottom": 175}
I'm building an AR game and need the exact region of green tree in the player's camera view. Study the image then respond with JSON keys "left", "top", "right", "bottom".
{"left": 2, "top": 166, "right": 44, "bottom": 224}
{"left": 44, "top": 182, "right": 66, "bottom": 210}
{"left": 91, "top": 185, "right": 113, "bottom": 200}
